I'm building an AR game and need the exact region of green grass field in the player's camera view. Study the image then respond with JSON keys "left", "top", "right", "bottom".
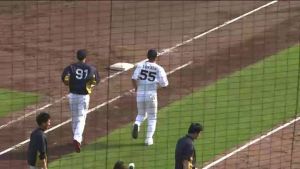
{"left": 0, "top": 89, "right": 39, "bottom": 117}
{"left": 50, "top": 45, "right": 300, "bottom": 169}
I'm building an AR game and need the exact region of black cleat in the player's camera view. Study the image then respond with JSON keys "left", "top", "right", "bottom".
{"left": 132, "top": 124, "right": 139, "bottom": 139}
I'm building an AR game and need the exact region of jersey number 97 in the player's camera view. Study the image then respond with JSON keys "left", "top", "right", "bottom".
{"left": 139, "top": 69, "right": 156, "bottom": 81}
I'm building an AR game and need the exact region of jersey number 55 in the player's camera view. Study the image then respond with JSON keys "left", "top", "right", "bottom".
{"left": 139, "top": 69, "right": 157, "bottom": 81}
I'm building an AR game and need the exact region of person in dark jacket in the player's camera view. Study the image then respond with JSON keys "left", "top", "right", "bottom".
{"left": 27, "top": 112, "right": 51, "bottom": 169}
{"left": 175, "top": 123, "right": 203, "bottom": 169}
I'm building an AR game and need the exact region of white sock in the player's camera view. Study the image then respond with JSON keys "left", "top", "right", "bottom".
{"left": 146, "top": 119, "right": 157, "bottom": 139}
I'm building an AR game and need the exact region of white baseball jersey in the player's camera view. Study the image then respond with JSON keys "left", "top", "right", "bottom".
{"left": 132, "top": 61, "right": 169, "bottom": 98}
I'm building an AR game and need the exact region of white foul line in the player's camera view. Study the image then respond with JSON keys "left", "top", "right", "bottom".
{"left": 0, "top": 61, "right": 193, "bottom": 156}
{"left": 159, "top": 0, "right": 278, "bottom": 56}
{"left": 0, "top": 0, "right": 277, "bottom": 130}
{"left": 0, "top": 97, "right": 67, "bottom": 130}
{"left": 202, "top": 116, "right": 300, "bottom": 169}
{"left": 0, "top": 71, "right": 125, "bottom": 130}
{"left": 0, "top": 0, "right": 278, "bottom": 155}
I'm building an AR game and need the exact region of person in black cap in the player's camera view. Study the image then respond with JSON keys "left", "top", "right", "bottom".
{"left": 175, "top": 123, "right": 203, "bottom": 169}
{"left": 27, "top": 112, "right": 51, "bottom": 169}
{"left": 61, "top": 49, "right": 100, "bottom": 153}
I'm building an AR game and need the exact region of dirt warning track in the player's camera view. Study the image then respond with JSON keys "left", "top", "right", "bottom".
{"left": 0, "top": 1, "right": 299, "bottom": 168}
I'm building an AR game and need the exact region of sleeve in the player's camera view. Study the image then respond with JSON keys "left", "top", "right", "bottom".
{"left": 61, "top": 66, "right": 70, "bottom": 86}
{"left": 158, "top": 67, "right": 169, "bottom": 87}
{"left": 132, "top": 64, "right": 142, "bottom": 80}
{"left": 36, "top": 134, "right": 47, "bottom": 160}
{"left": 181, "top": 143, "right": 194, "bottom": 161}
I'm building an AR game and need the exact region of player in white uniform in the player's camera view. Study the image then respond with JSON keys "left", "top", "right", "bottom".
{"left": 131, "top": 49, "right": 169, "bottom": 146}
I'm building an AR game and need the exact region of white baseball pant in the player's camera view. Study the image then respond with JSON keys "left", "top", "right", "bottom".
{"left": 68, "top": 93, "right": 90, "bottom": 144}
{"left": 135, "top": 94, "right": 158, "bottom": 139}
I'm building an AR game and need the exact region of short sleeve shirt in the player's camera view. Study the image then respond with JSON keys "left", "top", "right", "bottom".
{"left": 132, "top": 60, "right": 168, "bottom": 97}
{"left": 61, "top": 62, "right": 100, "bottom": 95}
{"left": 175, "top": 135, "right": 196, "bottom": 169}
{"left": 27, "top": 128, "right": 48, "bottom": 166}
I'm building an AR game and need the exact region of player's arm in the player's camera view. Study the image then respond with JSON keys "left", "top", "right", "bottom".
{"left": 95, "top": 70, "right": 100, "bottom": 85}
{"left": 87, "top": 67, "right": 101, "bottom": 87}
{"left": 61, "top": 66, "right": 70, "bottom": 86}
{"left": 131, "top": 65, "right": 141, "bottom": 92}
{"left": 92, "top": 67, "right": 100, "bottom": 85}
{"left": 132, "top": 79, "right": 138, "bottom": 92}
{"left": 36, "top": 134, "right": 48, "bottom": 169}
{"left": 158, "top": 67, "right": 169, "bottom": 88}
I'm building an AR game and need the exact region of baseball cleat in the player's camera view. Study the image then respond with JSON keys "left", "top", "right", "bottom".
{"left": 132, "top": 124, "right": 139, "bottom": 139}
{"left": 145, "top": 138, "right": 153, "bottom": 146}
{"left": 73, "top": 140, "right": 81, "bottom": 153}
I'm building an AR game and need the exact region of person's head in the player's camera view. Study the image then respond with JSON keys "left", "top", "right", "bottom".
{"left": 113, "top": 161, "right": 128, "bottom": 169}
{"left": 36, "top": 112, "right": 51, "bottom": 130}
{"left": 76, "top": 49, "right": 87, "bottom": 62}
{"left": 188, "top": 123, "right": 203, "bottom": 140}
{"left": 147, "top": 49, "right": 158, "bottom": 62}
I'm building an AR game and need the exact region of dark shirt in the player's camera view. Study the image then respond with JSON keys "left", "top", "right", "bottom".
{"left": 27, "top": 128, "right": 48, "bottom": 166}
{"left": 61, "top": 62, "right": 100, "bottom": 95}
{"left": 175, "top": 135, "right": 196, "bottom": 169}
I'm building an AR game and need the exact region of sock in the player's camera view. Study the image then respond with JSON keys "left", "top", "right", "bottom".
{"left": 147, "top": 119, "right": 157, "bottom": 139}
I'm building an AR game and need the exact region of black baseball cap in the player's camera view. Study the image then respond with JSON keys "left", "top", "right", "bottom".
{"left": 77, "top": 49, "right": 87, "bottom": 61}
{"left": 147, "top": 49, "right": 158, "bottom": 60}
{"left": 188, "top": 123, "right": 203, "bottom": 134}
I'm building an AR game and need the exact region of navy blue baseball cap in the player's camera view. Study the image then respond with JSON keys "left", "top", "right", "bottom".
{"left": 77, "top": 49, "right": 87, "bottom": 61}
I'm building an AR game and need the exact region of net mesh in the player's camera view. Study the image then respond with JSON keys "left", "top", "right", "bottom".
{"left": 0, "top": 1, "right": 299, "bottom": 169}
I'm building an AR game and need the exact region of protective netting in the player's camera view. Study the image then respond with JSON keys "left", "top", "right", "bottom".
{"left": 0, "top": 1, "right": 299, "bottom": 169}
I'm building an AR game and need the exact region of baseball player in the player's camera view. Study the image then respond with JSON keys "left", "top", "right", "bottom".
{"left": 61, "top": 49, "right": 100, "bottom": 153}
{"left": 131, "top": 49, "right": 169, "bottom": 146}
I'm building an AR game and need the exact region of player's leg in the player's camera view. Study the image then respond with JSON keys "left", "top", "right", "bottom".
{"left": 68, "top": 93, "right": 79, "bottom": 140}
{"left": 68, "top": 93, "right": 82, "bottom": 152}
{"left": 145, "top": 95, "right": 158, "bottom": 146}
{"left": 135, "top": 101, "right": 147, "bottom": 126}
{"left": 132, "top": 97, "right": 147, "bottom": 139}
{"left": 73, "top": 95, "right": 90, "bottom": 144}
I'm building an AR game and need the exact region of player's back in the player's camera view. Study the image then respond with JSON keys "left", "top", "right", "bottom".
{"left": 133, "top": 61, "right": 168, "bottom": 96}
{"left": 66, "top": 62, "right": 96, "bottom": 95}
